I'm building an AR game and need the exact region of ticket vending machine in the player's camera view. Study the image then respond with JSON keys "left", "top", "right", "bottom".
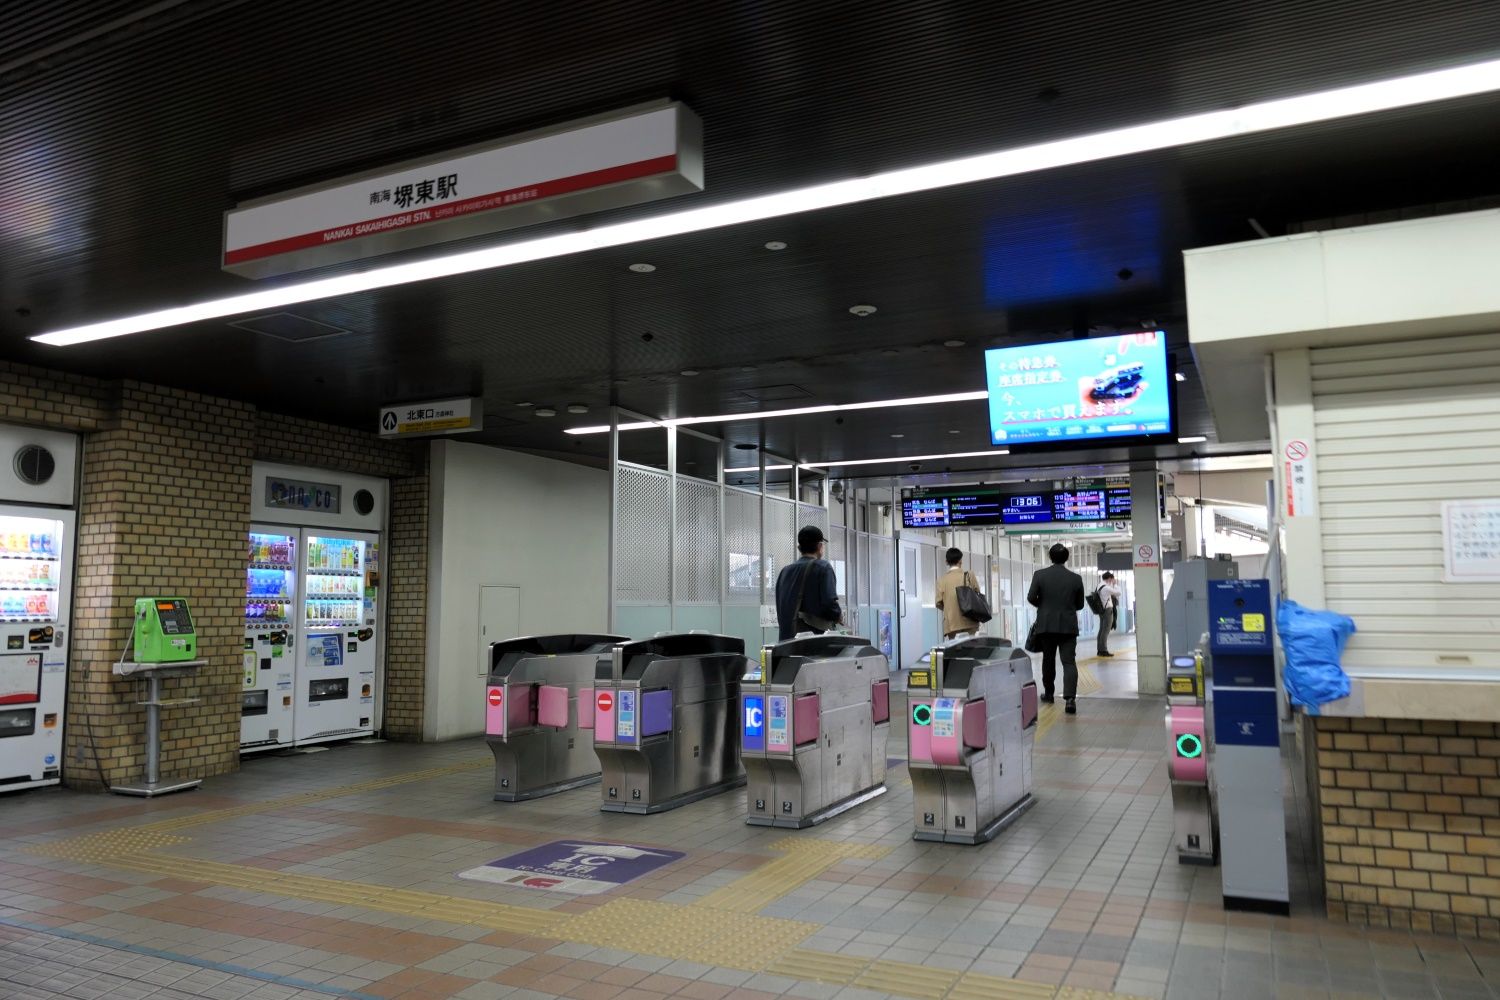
{"left": 1209, "top": 579, "right": 1289, "bottom": 913}
{"left": 0, "top": 426, "right": 77, "bottom": 793}
{"left": 485, "top": 633, "right": 626, "bottom": 800}
{"left": 909, "top": 636, "right": 1037, "bottom": 844}
{"left": 243, "top": 463, "right": 387, "bottom": 751}
{"left": 593, "top": 633, "right": 748, "bottom": 813}
{"left": 742, "top": 635, "right": 890, "bottom": 828}
{"left": 1166, "top": 651, "right": 1215, "bottom": 865}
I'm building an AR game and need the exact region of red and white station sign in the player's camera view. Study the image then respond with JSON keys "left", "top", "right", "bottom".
{"left": 223, "top": 103, "right": 703, "bottom": 278}
{"left": 596, "top": 691, "right": 614, "bottom": 713}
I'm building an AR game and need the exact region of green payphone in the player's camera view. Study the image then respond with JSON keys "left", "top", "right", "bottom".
{"left": 133, "top": 597, "right": 198, "bottom": 663}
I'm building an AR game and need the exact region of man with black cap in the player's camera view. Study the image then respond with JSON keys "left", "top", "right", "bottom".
{"left": 774, "top": 525, "right": 843, "bottom": 641}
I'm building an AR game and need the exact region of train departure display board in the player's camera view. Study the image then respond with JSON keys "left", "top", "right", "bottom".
{"left": 902, "top": 483, "right": 1143, "bottom": 529}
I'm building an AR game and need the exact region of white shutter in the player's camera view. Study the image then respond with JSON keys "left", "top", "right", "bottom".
{"left": 1310, "top": 331, "right": 1500, "bottom": 670}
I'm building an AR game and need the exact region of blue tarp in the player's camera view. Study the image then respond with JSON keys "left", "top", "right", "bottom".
{"left": 1275, "top": 600, "right": 1356, "bottom": 714}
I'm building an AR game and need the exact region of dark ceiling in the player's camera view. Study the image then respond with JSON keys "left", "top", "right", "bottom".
{"left": 4, "top": 0, "right": 1500, "bottom": 475}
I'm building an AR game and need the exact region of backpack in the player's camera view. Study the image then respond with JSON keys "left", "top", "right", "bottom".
{"left": 1086, "top": 585, "right": 1106, "bottom": 615}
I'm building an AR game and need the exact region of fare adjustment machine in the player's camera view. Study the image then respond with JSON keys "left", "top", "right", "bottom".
{"left": 1166, "top": 649, "right": 1214, "bottom": 864}
{"left": 1209, "top": 579, "right": 1289, "bottom": 913}
{"left": 111, "top": 598, "right": 208, "bottom": 797}
{"left": 742, "top": 635, "right": 891, "bottom": 828}
{"left": 908, "top": 636, "right": 1038, "bottom": 844}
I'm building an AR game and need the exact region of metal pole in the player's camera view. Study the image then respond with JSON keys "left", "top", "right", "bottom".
{"left": 667, "top": 425, "right": 678, "bottom": 632}
{"left": 608, "top": 406, "right": 620, "bottom": 633}
{"left": 145, "top": 673, "right": 160, "bottom": 785}
{"left": 717, "top": 437, "right": 727, "bottom": 636}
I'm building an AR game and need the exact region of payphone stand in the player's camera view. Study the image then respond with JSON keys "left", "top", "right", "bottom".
{"left": 110, "top": 598, "right": 207, "bottom": 797}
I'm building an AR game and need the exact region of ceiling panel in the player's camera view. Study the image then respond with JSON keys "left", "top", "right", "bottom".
{"left": 3, "top": 0, "right": 1499, "bottom": 470}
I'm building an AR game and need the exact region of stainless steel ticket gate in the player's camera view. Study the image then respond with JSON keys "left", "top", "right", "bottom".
{"left": 485, "top": 633, "right": 627, "bottom": 801}
{"left": 593, "top": 633, "right": 749, "bottom": 813}
{"left": 908, "top": 636, "right": 1038, "bottom": 844}
{"left": 742, "top": 635, "right": 891, "bottom": 828}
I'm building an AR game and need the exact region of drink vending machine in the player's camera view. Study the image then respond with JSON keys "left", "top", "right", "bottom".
{"left": 0, "top": 425, "right": 77, "bottom": 793}
{"left": 242, "top": 464, "right": 387, "bottom": 751}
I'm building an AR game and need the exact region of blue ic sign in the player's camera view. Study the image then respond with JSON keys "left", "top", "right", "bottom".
{"left": 743, "top": 695, "right": 765, "bottom": 752}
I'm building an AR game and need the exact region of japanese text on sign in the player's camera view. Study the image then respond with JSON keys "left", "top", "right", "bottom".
{"left": 1443, "top": 500, "right": 1500, "bottom": 582}
{"left": 371, "top": 174, "right": 459, "bottom": 207}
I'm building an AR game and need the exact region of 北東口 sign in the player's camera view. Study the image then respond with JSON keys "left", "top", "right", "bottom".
{"left": 379, "top": 397, "right": 481, "bottom": 438}
{"left": 223, "top": 102, "right": 703, "bottom": 278}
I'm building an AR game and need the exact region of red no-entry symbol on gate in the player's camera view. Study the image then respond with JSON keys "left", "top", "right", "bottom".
{"left": 597, "top": 692, "right": 614, "bottom": 712}
{"left": 487, "top": 688, "right": 503, "bottom": 707}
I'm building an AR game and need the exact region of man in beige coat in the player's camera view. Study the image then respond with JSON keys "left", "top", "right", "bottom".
{"left": 934, "top": 547, "right": 981, "bottom": 640}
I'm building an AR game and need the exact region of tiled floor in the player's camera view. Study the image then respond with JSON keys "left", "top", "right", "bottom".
{"left": 5, "top": 671, "right": 1500, "bottom": 999}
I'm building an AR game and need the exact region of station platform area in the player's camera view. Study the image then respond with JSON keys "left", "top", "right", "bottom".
{"left": 5, "top": 686, "right": 1500, "bottom": 1000}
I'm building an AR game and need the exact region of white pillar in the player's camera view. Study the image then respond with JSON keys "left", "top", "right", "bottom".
{"left": 1131, "top": 466, "right": 1167, "bottom": 695}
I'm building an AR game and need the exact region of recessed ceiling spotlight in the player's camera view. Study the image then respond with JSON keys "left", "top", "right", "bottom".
{"left": 948, "top": 429, "right": 961, "bottom": 435}
{"left": 740, "top": 365, "right": 756, "bottom": 373}
{"left": 890, "top": 433, "right": 905, "bottom": 439}
{"left": 764, "top": 241, "right": 787, "bottom": 250}
{"left": 881, "top": 348, "right": 899, "bottom": 357}
{"left": 680, "top": 369, "right": 700, "bottom": 377}
{"left": 1175, "top": 372, "right": 1187, "bottom": 382}
{"left": 515, "top": 401, "right": 533, "bottom": 408}
{"left": 566, "top": 403, "right": 589, "bottom": 414}
{"left": 534, "top": 407, "right": 557, "bottom": 417}
{"left": 849, "top": 304, "right": 877, "bottom": 317}
{"left": 628, "top": 263, "right": 657, "bottom": 273}
{"left": 944, "top": 339, "right": 966, "bottom": 348}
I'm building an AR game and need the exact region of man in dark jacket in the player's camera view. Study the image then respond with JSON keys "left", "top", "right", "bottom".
{"left": 774, "top": 526, "right": 842, "bottom": 641}
{"left": 1027, "top": 542, "right": 1085, "bottom": 714}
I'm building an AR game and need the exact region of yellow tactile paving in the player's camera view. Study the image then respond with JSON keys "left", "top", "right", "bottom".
{"left": 694, "top": 837, "right": 888, "bottom": 914}
{"left": 764, "top": 947, "right": 867, "bottom": 984}
{"left": 853, "top": 958, "right": 962, "bottom": 998}
{"left": 949, "top": 972, "right": 1060, "bottom": 999}
{"left": 548, "top": 897, "right": 815, "bottom": 971}
{"left": 1035, "top": 660, "right": 1101, "bottom": 741}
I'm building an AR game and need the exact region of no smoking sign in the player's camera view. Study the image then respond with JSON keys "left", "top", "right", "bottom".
{"left": 1134, "top": 543, "right": 1159, "bottom": 569}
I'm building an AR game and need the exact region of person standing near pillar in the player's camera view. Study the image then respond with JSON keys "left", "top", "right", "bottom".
{"left": 1027, "top": 542, "right": 1085, "bottom": 714}
{"left": 1095, "top": 571, "right": 1121, "bottom": 657}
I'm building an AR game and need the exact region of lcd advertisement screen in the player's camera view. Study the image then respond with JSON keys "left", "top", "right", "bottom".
{"left": 984, "top": 331, "right": 1173, "bottom": 448}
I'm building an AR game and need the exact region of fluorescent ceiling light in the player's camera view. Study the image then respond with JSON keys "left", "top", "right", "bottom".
{"left": 800, "top": 449, "right": 1008, "bottom": 469}
{"left": 1178, "top": 436, "right": 1209, "bottom": 443}
{"left": 33, "top": 57, "right": 1500, "bottom": 348}
{"left": 724, "top": 464, "right": 795, "bottom": 473}
{"left": 564, "top": 390, "right": 988, "bottom": 434}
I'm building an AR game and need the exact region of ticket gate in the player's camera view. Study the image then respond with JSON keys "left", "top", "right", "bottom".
{"left": 742, "top": 635, "right": 891, "bottom": 828}
{"left": 1166, "top": 648, "right": 1216, "bottom": 865}
{"left": 909, "top": 636, "right": 1037, "bottom": 844}
{"left": 485, "top": 633, "right": 627, "bottom": 801}
{"left": 593, "top": 633, "right": 749, "bottom": 813}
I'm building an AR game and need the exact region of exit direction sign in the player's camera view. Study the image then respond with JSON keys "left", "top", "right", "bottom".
{"left": 378, "top": 397, "right": 482, "bottom": 438}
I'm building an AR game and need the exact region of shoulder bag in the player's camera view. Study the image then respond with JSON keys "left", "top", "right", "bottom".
{"left": 954, "top": 571, "right": 993, "bottom": 623}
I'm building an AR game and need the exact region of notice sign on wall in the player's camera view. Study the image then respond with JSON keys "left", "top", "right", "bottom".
{"left": 1283, "top": 439, "right": 1316, "bottom": 518}
{"left": 458, "top": 841, "right": 684, "bottom": 895}
{"left": 1442, "top": 500, "right": 1500, "bottom": 582}
{"left": 223, "top": 103, "right": 703, "bottom": 278}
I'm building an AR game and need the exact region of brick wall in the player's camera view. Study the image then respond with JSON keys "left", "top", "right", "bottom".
{"left": 0, "top": 360, "right": 431, "bottom": 787}
{"left": 1315, "top": 715, "right": 1500, "bottom": 940}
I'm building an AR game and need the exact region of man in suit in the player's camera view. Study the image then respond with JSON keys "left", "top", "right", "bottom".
{"left": 774, "top": 526, "right": 842, "bottom": 642}
{"left": 934, "top": 547, "right": 981, "bottom": 640}
{"left": 1027, "top": 542, "right": 1085, "bottom": 715}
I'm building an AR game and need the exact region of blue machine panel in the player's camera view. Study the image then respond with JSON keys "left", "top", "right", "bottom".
{"left": 742, "top": 695, "right": 765, "bottom": 753}
{"left": 1213, "top": 688, "right": 1280, "bottom": 747}
{"left": 1208, "top": 579, "right": 1273, "bottom": 656}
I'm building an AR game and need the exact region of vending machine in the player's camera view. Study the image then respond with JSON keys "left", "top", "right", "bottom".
{"left": 0, "top": 425, "right": 78, "bottom": 792}
{"left": 242, "top": 463, "right": 387, "bottom": 750}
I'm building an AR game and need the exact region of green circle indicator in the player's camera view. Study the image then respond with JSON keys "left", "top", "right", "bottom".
{"left": 912, "top": 704, "right": 933, "bottom": 727}
{"left": 1176, "top": 733, "right": 1203, "bottom": 759}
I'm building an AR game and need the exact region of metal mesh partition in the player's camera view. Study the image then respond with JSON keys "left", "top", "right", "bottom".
{"left": 724, "top": 487, "right": 761, "bottom": 604}
{"left": 616, "top": 464, "right": 671, "bottom": 604}
{"left": 857, "top": 533, "right": 871, "bottom": 604}
{"left": 763, "top": 496, "right": 796, "bottom": 591}
{"left": 796, "top": 502, "right": 829, "bottom": 539}
{"left": 674, "top": 476, "right": 720, "bottom": 604}
{"left": 871, "top": 536, "right": 895, "bottom": 605}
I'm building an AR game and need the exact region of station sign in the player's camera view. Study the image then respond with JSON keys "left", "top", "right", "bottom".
{"left": 378, "top": 397, "right": 481, "bottom": 437}
{"left": 223, "top": 102, "right": 704, "bottom": 278}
